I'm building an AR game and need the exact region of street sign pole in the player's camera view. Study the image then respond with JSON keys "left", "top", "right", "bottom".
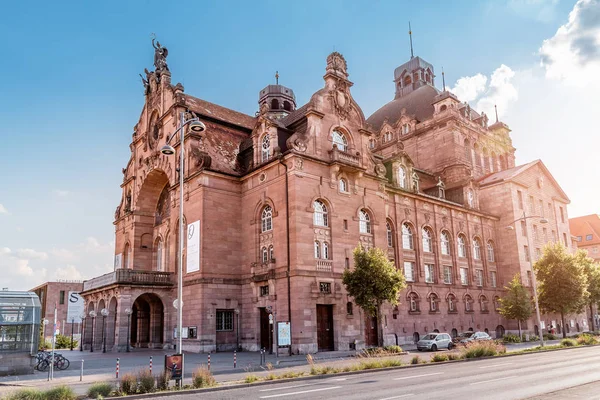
{"left": 51, "top": 303, "right": 57, "bottom": 380}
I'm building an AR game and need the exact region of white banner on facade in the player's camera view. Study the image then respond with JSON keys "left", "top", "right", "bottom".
{"left": 114, "top": 253, "right": 122, "bottom": 270}
{"left": 186, "top": 220, "right": 201, "bottom": 273}
{"left": 278, "top": 322, "right": 291, "bottom": 346}
{"left": 66, "top": 292, "right": 84, "bottom": 323}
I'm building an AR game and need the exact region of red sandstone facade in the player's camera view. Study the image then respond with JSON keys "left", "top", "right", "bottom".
{"left": 30, "top": 281, "right": 84, "bottom": 341}
{"left": 80, "top": 46, "right": 586, "bottom": 353}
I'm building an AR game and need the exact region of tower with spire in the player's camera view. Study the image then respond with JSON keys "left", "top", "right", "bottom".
{"left": 258, "top": 72, "right": 296, "bottom": 119}
{"left": 393, "top": 24, "right": 436, "bottom": 99}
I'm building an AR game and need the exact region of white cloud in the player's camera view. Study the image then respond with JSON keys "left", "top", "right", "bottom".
{"left": 51, "top": 248, "right": 79, "bottom": 263}
{"left": 52, "top": 189, "right": 70, "bottom": 197}
{"left": 15, "top": 248, "right": 48, "bottom": 260}
{"left": 449, "top": 73, "right": 488, "bottom": 102}
{"left": 508, "top": 0, "right": 560, "bottom": 23}
{"left": 16, "top": 259, "right": 34, "bottom": 277}
{"left": 1, "top": 247, "right": 11, "bottom": 255}
{"left": 539, "top": 0, "right": 600, "bottom": 84}
{"left": 54, "top": 265, "right": 83, "bottom": 281}
{"left": 0, "top": 204, "right": 8, "bottom": 214}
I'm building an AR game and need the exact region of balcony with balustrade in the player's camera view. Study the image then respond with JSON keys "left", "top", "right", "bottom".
{"left": 82, "top": 269, "right": 174, "bottom": 292}
{"left": 329, "top": 146, "right": 361, "bottom": 167}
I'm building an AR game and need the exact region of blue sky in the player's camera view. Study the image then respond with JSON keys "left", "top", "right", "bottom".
{"left": 1, "top": 0, "right": 598, "bottom": 290}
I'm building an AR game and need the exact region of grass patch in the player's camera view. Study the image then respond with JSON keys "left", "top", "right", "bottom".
{"left": 560, "top": 338, "right": 578, "bottom": 347}
{"left": 447, "top": 353, "right": 463, "bottom": 361}
{"left": 360, "top": 345, "right": 404, "bottom": 357}
{"left": 156, "top": 370, "right": 171, "bottom": 391}
{"left": 87, "top": 382, "right": 113, "bottom": 399}
{"left": 431, "top": 353, "right": 449, "bottom": 362}
{"left": 461, "top": 341, "right": 506, "bottom": 358}
{"left": 410, "top": 355, "right": 421, "bottom": 365}
{"left": 137, "top": 370, "right": 155, "bottom": 394}
{"left": 119, "top": 373, "right": 137, "bottom": 395}
{"left": 245, "top": 374, "right": 260, "bottom": 384}
{"left": 192, "top": 366, "right": 216, "bottom": 388}
{"left": 502, "top": 333, "right": 521, "bottom": 343}
{"left": 42, "top": 386, "right": 77, "bottom": 400}
{"left": 5, "top": 388, "right": 43, "bottom": 400}
{"left": 576, "top": 334, "right": 598, "bottom": 345}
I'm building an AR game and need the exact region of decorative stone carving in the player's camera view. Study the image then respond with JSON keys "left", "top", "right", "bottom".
{"left": 326, "top": 52, "right": 348, "bottom": 78}
{"left": 459, "top": 221, "right": 465, "bottom": 231}
{"left": 152, "top": 37, "right": 169, "bottom": 74}
{"left": 404, "top": 208, "right": 411, "bottom": 218}
{"left": 191, "top": 146, "right": 212, "bottom": 170}
{"left": 295, "top": 158, "right": 303, "bottom": 170}
{"left": 424, "top": 213, "right": 431, "bottom": 223}
{"left": 330, "top": 80, "right": 352, "bottom": 120}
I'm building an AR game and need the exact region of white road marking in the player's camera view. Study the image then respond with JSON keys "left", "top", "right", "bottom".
{"left": 329, "top": 378, "right": 348, "bottom": 381}
{"left": 394, "top": 372, "right": 444, "bottom": 380}
{"left": 470, "top": 375, "right": 518, "bottom": 385}
{"left": 259, "top": 384, "right": 314, "bottom": 392}
{"left": 259, "top": 386, "right": 342, "bottom": 398}
{"left": 479, "top": 362, "right": 513, "bottom": 369}
{"left": 379, "top": 394, "right": 414, "bottom": 400}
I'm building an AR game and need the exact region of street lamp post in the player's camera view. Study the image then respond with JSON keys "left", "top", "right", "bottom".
{"left": 161, "top": 111, "right": 206, "bottom": 387}
{"left": 79, "top": 313, "right": 86, "bottom": 352}
{"left": 101, "top": 308, "right": 109, "bottom": 353}
{"left": 235, "top": 309, "right": 240, "bottom": 351}
{"left": 507, "top": 211, "right": 548, "bottom": 347}
{"left": 89, "top": 311, "right": 96, "bottom": 352}
{"left": 70, "top": 318, "right": 75, "bottom": 351}
{"left": 125, "top": 307, "right": 133, "bottom": 353}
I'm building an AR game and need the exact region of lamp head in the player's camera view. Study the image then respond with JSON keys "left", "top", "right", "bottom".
{"left": 124, "top": 307, "right": 132, "bottom": 315}
{"left": 160, "top": 144, "right": 176, "bottom": 156}
{"left": 539, "top": 218, "right": 549, "bottom": 224}
{"left": 189, "top": 120, "right": 206, "bottom": 133}
{"left": 506, "top": 226, "right": 515, "bottom": 231}
{"left": 89, "top": 311, "right": 97, "bottom": 318}
{"left": 101, "top": 308, "right": 109, "bottom": 317}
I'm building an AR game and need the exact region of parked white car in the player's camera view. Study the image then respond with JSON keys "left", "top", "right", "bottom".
{"left": 417, "top": 332, "right": 454, "bottom": 351}
{"left": 459, "top": 331, "right": 492, "bottom": 344}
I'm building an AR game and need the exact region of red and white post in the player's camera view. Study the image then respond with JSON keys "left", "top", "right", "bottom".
{"left": 149, "top": 356, "right": 153, "bottom": 373}
{"left": 116, "top": 358, "right": 120, "bottom": 379}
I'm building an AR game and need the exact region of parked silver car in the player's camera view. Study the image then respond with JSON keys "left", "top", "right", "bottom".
{"left": 416, "top": 332, "right": 454, "bottom": 351}
{"left": 459, "top": 331, "right": 492, "bottom": 344}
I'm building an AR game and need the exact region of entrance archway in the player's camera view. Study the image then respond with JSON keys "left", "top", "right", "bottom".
{"left": 413, "top": 332, "right": 420, "bottom": 343}
{"left": 495, "top": 325, "right": 505, "bottom": 339}
{"left": 106, "top": 297, "right": 118, "bottom": 350}
{"left": 451, "top": 328, "right": 458, "bottom": 338}
{"left": 130, "top": 293, "right": 164, "bottom": 348}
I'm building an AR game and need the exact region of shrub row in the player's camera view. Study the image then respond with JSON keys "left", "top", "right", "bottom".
{"left": 5, "top": 386, "right": 76, "bottom": 400}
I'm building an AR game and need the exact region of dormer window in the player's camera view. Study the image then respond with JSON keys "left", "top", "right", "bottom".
{"left": 398, "top": 166, "right": 407, "bottom": 189}
{"left": 261, "top": 134, "right": 271, "bottom": 162}
{"left": 332, "top": 130, "right": 348, "bottom": 152}
{"left": 384, "top": 132, "right": 392, "bottom": 142}
{"left": 339, "top": 178, "right": 348, "bottom": 193}
{"left": 369, "top": 139, "right": 375, "bottom": 149}
{"left": 412, "top": 172, "right": 420, "bottom": 192}
{"left": 402, "top": 124, "right": 410, "bottom": 135}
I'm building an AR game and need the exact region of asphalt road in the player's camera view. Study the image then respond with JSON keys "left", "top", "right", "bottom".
{"left": 154, "top": 346, "right": 600, "bottom": 400}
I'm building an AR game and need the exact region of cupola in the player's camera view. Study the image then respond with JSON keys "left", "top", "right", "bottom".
{"left": 258, "top": 72, "right": 296, "bottom": 119}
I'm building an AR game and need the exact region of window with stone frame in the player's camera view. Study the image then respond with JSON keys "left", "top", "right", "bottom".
{"left": 494, "top": 296, "right": 501, "bottom": 311}
{"left": 524, "top": 245, "right": 530, "bottom": 262}
{"left": 322, "top": 242, "right": 329, "bottom": 259}
{"left": 467, "top": 189, "right": 475, "bottom": 208}
{"left": 332, "top": 130, "right": 348, "bottom": 152}
{"left": 402, "top": 124, "right": 410, "bottom": 135}
{"left": 533, "top": 225, "right": 538, "bottom": 240}
{"left": 440, "top": 231, "right": 451, "bottom": 255}
{"left": 402, "top": 223, "right": 414, "bottom": 250}
{"left": 460, "top": 267, "right": 469, "bottom": 285}
{"left": 529, "top": 195, "right": 535, "bottom": 215}
{"left": 313, "top": 200, "right": 328, "bottom": 227}
{"left": 156, "top": 238, "right": 163, "bottom": 271}
{"left": 543, "top": 227, "right": 548, "bottom": 242}
{"left": 261, "top": 134, "right": 271, "bottom": 162}
{"left": 539, "top": 200, "right": 545, "bottom": 217}
{"left": 490, "top": 271, "right": 497, "bottom": 288}
{"left": 319, "top": 282, "right": 331, "bottom": 294}
{"left": 216, "top": 310, "right": 234, "bottom": 331}
{"left": 314, "top": 241, "right": 321, "bottom": 259}
{"left": 386, "top": 221, "right": 394, "bottom": 248}
{"left": 269, "top": 245, "right": 274, "bottom": 261}
{"left": 404, "top": 261, "right": 415, "bottom": 282}
{"left": 398, "top": 166, "right": 407, "bottom": 189}
{"left": 487, "top": 241, "right": 495, "bottom": 262}
{"left": 346, "top": 302, "right": 353, "bottom": 315}
{"left": 422, "top": 227, "right": 434, "bottom": 253}
{"left": 429, "top": 294, "right": 438, "bottom": 312}
{"left": 261, "top": 247, "right": 268, "bottom": 263}
{"left": 408, "top": 292, "right": 419, "bottom": 312}
{"left": 261, "top": 205, "right": 273, "bottom": 232}
{"left": 465, "top": 295, "right": 473, "bottom": 312}
{"left": 359, "top": 209, "right": 371, "bottom": 234}
{"left": 472, "top": 238, "right": 482, "bottom": 260}
{"left": 458, "top": 235, "right": 467, "bottom": 258}
{"left": 425, "top": 264, "right": 435, "bottom": 283}
{"left": 443, "top": 266, "right": 452, "bottom": 284}
{"left": 560, "top": 206, "right": 565, "bottom": 223}
{"left": 260, "top": 285, "right": 269, "bottom": 297}
{"left": 475, "top": 269, "right": 483, "bottom": 287}
{"left": 517, "top": 190, "right": 524, "bottom": 209}
{"left": 448, "top": 294, "right": 456, "bottom": 312}
{"left": 339, "top": 178, "right": 348, "bottom": 193}
{"left": 480, "top": 295, "right": 489, "bottom": 312}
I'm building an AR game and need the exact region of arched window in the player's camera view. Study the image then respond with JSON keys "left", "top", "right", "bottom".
{"left": 402, "top": 223, "right": 414, "bottom": 250}
{"left": 440, "top": 231, "right": 451, "bottom": 255}
{"left": 491, "top": 152, "right": 497, "bottom": 173}
{"left": 422, "top": 227, "right": 433, "bottom": 253}
{"left": 464, "top": 139, "right": 471, "bottom": 163}
{"left": 430, "top": 294, "right": 438, "bottom": 312}
{"left": 156, "top": 239, "right": 163, "bottom": 271}
{"left": 314, "top": 241, "right": 321, "bottom": 259}
{"left": 403, "top": 75, "right": 412, "bottom": 87}
{"left": 448, "top": 294, "right": 456, "bottom": 312}
{"left": 473, "top": 238, "right": 482, "bottom": 260}
{"left": 332, "top": 130, "right": 348, "bottom": 152}
{"left": 261, "top": 134, "right": 271, "bottom": 162}
{"left": 269, "top": 245, "right": 274, "bottom": 261}
{"left": 359, "top": 209, "right": 371, "bottom": 234}
{"left": 339, "top": 178, "right": 348, "bottom": 193}
{"left": 322, "top": 242, "right": 329, "bottom": 259}
{"left": 386, "top": 221, "right": 394, "bottom": 248}
{"left": 465, "top": 295, "right": 473, "bottom": 312}
{"left": 313, "top": 200, "right": 328, "bottom": 227}
{"left": 467, "top": 189, "right": 475, "bottom": 208}
{"left": 494, "top": 296, "right": 501, "bottom": 311}
{"left": 283, "top": 101, "right": 292, "bottom": 111}
{"left": 473, "top": 143, "right": 480, "bottom": 167}
{"left": 261, "top": 205, "right": 273, "bottom": 232}
{"left": 384, "top": 132, "right": 392, "bottom": 142}
{"left": 270, "top": 99, "right": 279, "bottom": 110}
{"left": 457, "top": 235, "right": 467, "bottom": 258}
{"left": 398, "top": 166, "right": 407, "bottom": 189}
{"left": 487, "top": 241, "right": 495, "bottom": 262}
{"left": 346, "top": 302, "right": 353, "bottom": 315}
{"left": 480, "top": 295, "right": 488, "bottom": 312}
{"left": 440, "top": 104, "right": 447, "bottom": 112}
{"left": 262, "top": 247, "right": 268, "bottom": 263}
{"left": 409, "top": 292, "right": 419, "bottom": 312}
{"left": 402, "top": 124, "right": 410, "bottom": 135}
{"left": 483, "top": 148, "right": 490, "bottom": 172}
{"left": 123, "top": 242, "right": 131, "bottom": 269}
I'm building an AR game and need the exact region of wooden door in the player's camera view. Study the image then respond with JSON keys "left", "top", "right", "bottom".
{"left": 317, "top": 305, "right": 334, "bottom": 351}
{"left": 365, "top": 315, "right": 378, "bottom": 347}
{"left": 260, "top": 308, "right": 271, "bottom": 351}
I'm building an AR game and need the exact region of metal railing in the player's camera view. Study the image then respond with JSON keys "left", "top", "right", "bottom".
{"left": 83, "top": 270, "right": 174, "bottom": 291}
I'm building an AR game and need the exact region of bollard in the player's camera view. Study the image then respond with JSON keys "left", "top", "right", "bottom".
{"left": 149, "top": 356, "right": 153, "bottom": 373}
{"left": 234, "top": 351, "right": 237, "bottom": 368}
{"left": 80, "top": 359, "right": 84, "bottom": 382}
{"left": 260, "top": 349, "right": 264, "bottom": 366}
{"left": 208, "top": 354, "right": 211, "bottom": 371}
{"left": 116, "top": 358, "right": 120, "bottom": 379}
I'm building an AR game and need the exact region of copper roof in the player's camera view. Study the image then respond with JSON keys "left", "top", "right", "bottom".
{"left": 366, "top": 84, "right": 440, "bottom": 131}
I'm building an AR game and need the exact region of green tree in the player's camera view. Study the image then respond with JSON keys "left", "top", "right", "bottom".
{"left": 535, "top": 243, "right": 588, "bottom": 338}
{"left": 498, "top": 274, "right": 533, "bottom": 338}
{"left": 342, "top": 245, "right": 406, "bottom": 347}
{"left": 577, "top": 251, "right": 600, "bottom": 331}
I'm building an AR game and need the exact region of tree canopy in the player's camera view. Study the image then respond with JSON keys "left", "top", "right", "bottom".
{"left": 498, "top": 274, "right": 533, "bottom": 337}
{"left": 577, "top": 250, "right": 600, "bottom": 330}
{"left": 535, "top": 243, "right": 588, "bottom": 337}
